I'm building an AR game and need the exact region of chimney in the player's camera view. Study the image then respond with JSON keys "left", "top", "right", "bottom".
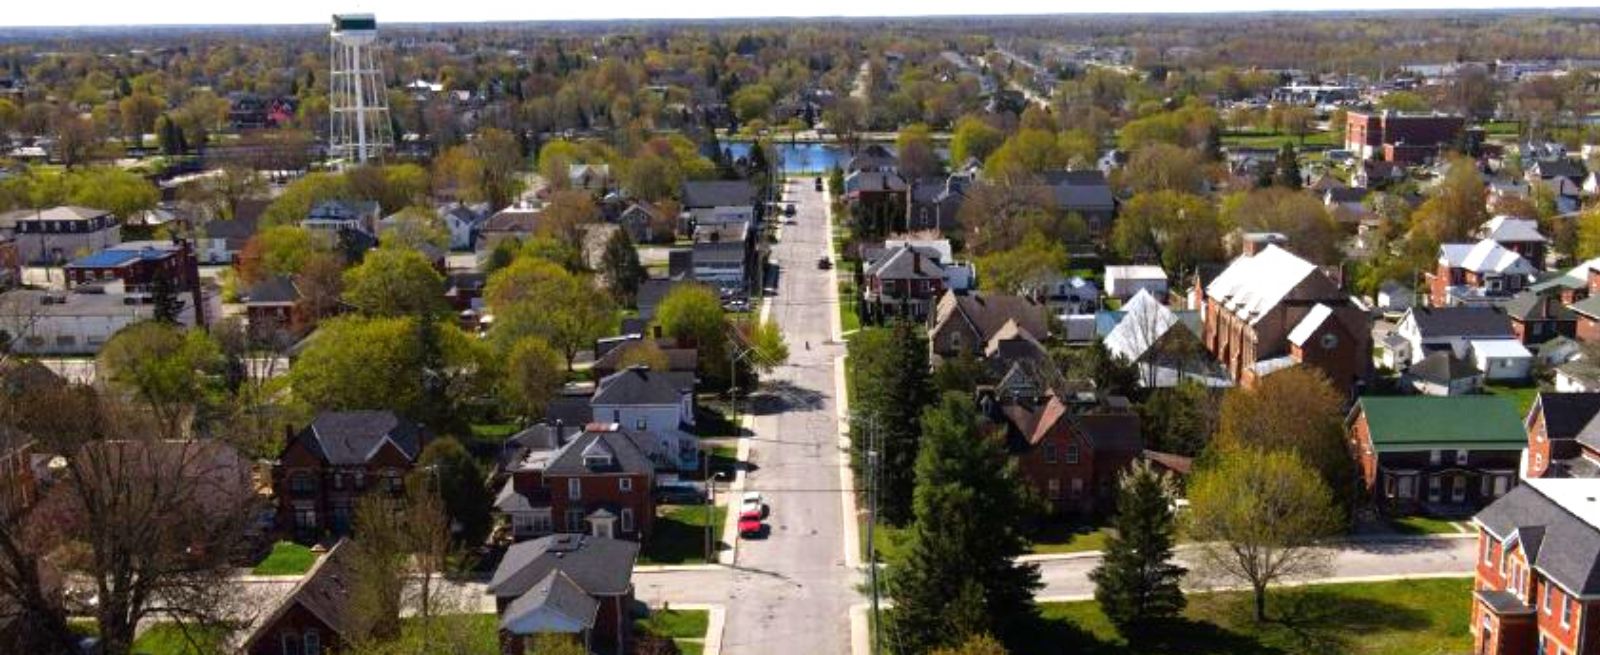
{"left": 912, "top": 249, "right": 923, "bottom": 275}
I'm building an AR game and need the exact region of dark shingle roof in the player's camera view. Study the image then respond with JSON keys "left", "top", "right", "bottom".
{"left": 939, "top": 292, "right": 1051, "bottom": 344}
{"left": 1503, "top": 291, "right": 1574, "bottom": 322}
{"left": 1407, "top": 351, "right": 1482, "bottom": 384}
{"left": 1076, "top": 412, "right": 1144, "bottom": 455}
{"left": 1476, "top": 481, "right": 1600, "bottom": 596}
{"left": 592, "top": 368, "right": 694, "bottom": 407}
{"left": 681, "top": 181, "right": 755, "bottom": 208}
{"left": 863, "top": 244, "right": 945, "bottom": 280}
{"left": 243, "top": 539, "right": 356, "bottom": 651}
{"left": 1406, "top": 306, "right": 1515, "bottom": 339}
{"left": 1569, "top": 295, "right": 1600, "bottom": 320}
{"left": 500, "top": 570, "right": 599, "bottom": 632}
{"left": 1355, "top": 396, "right": 1525, "bottom": 452}
{"left": 1534, "top": 393, "right": 1600, "bottom": 448}
{"left": 544, "top": 428, "right": 655, "bottom": 476}
{"left": 299, "top": 411, "right": 426, "bottom": 465}
{"left": 487, "top": 534, "right": 640, "bottom": 598}
{"left": 243, "top": 276, "right": 299, "bottom": 305}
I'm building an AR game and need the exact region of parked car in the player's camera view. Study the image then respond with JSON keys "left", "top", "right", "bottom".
{"left": 785, "top": 203, "right": 796, "bottom": 217}
{"left": 738, "top": 516, "right": 764, "bottom": 538}
{"left": 817, "top": 257, "right": 832, "bottom": 270}
{"left": 814, "top": 177, "right": 823, "bottom": 192}
{"left": 741, "top": 491, "right": 766, "bottom": 518}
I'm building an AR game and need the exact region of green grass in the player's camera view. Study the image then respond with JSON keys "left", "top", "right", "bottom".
{"left": 131, "top": 623, "right": 230, "bottom": 655}
{"left": 1221, "top": 130, "right": 1338, "bottom": 149}
{"left": 1389, "top": 515, "right": 1464, "bottom": 535}
{"left": 1486, "top": 382, "right": 1540, "bottom": 416}
{"left": 707, "top": 444, "right": 739, "bottom": 472}
{"left": 636, "top": 608, "right": 712, "bottom": 655}
{"left": 862, "top": 519, "right": 912, "bottom": 562}
{"left": 393, "top": 614, "right": 499, "bottom": 652}
{"left": 839, "top": 280, "right": 862, "bottom": 333}
{"left": 641, "top": 505, "right": 728, "bottom": 564}
{"left": 1029, "top": 577, "right": 1473, "bottom": 655}
{"left": 1029, "top": 526, "right": 1113, "bottom": 554}
{"left": 468, "top": 422, "right": 520, "bottom": 443}
{"left": 1480, "top": 120, "right": 1520, "bottom": 136}
{"left": 252, "top": 541, "right": 316, "bottom": 576}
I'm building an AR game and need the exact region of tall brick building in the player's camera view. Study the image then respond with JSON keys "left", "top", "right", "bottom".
{"left": 1345, "top": 110, "right": 1466, "bottom": 163}
{"left": 1472, "top": 478, "right": 1600, "bottom": 655}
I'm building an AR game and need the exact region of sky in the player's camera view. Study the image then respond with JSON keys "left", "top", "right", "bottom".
{"left": 1, "top": 0, "right": 1597, "bottom": 27}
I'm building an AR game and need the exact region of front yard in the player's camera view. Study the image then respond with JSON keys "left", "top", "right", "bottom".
{"left": 640, "top": 504, "right": 728, "bottom": 565}
{"left": 1027, "top": 577, "right": 1473, "bottom": 655}
{"left": 636, "top": 607, "right": 712, "bottom": 655}
{"left": 251, "top": 541, "right": 316, "bottom": 576}
{"left": 1486, "top": 382, "right": 1540, "bottom": 416}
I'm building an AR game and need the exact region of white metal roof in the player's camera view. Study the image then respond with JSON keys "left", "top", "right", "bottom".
{"left": 1287, "top": 303, "right": 1334, "bottom": 347}
{"left": 1104, "top": 289, "right": 1179, "bottom": 363}
{"left": 1470, "top": 338, "right": 1533, "bottom": 359}
{"left": 1204, "top": 244, "right": 1319, "bottom": 326}
{"left": 1481, "top": 215, "right": 1548, "bottom": 243}
{"left": 1524, "top": 478, "right": 1600, "bottom": 531}
{"left": 1441, "top": 239, "right": 1537, "bottom": 276}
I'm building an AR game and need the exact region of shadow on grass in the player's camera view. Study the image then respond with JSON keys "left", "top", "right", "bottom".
{"left": 641, "top": 506, "right": 729, "bottom": 565}
{"left": 693, "top": 405, "right": 748, "bottom": 438}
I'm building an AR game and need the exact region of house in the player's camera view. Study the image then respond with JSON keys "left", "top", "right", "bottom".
{"left": 1343, "top": 110, "right": 1465, "bottom": 163}
{"left": 495, "top": 423, "right": 656, "bottom": 543}
{"left": 845, "top": 144, "right": 898, "bottom": 173}
{"left": 877, "top": 239, "right": 972, "bottom": 291}
{"left": 0, "top": 288, "right": 197, "bottom": 355}
{"left": 1523, "top": 392, "right": 1600, "bottom": 479}
{"left": 1428, "top": 239, "right": 1537, "bottom": 307}
{"left": 1470, "top": 478, "right": 1600, "bottom": 655}
{"left": 1103, "top": 289, "right": 1223, "bottom": 389}
{"left": 1346, "top": 396, "right": 1524, "bottom": 515}
{"left": 590, "top": 336, "right": 698, "bottom": 380}
{"left": 272, "top": 411, "right": 430, "bottom": 539}
{"left": 1402, "top": 351, "right": 1485, "bottom": 396}
{"left": 981, "top": 390, "right": 1143, "bottom": 517}
{"left": 479, "top": 207, "right": 543, "bottom": 250}
{"left": 1478, "top": 216, "right": 1548, "bottom": 267}
{"left": 1376, "top": 280, "right": 1415, "bottom": 315}
{"left": 12, "top": 206, "right": 120, "bottom": 265}
{"left": 488, "top": 534, "right": 639, "bottom": 655}
{"left": 927, "top": 291, "right": 1050, "bottom": 361}
{"left": 64, "top": 240, "right": 197, "bottom": 294}
{"left": 437, "top": 203, "right": 492, "bottom": 251}
{"left": 591, "top": 367, "right": 698, "bottom": 471}
{"left": 241, "top": 275, "right": 302, "bottom": 342}
{"left": 616, "top": 203, "right": 665, "bottom": 244}
{"left": 1324, "top": 186, "right": 1371, "bottom": 221}
{"left": 241, "top": 540, "right": 355, "bottom": 655}
{"left": 861, "top": 243, "right": 947, "bottom": 321}
{"left": 690, "top": 240, "right": 750, "bottom": 292}
{"left": 905, "top": 175, "right": 969, "bottom": 232}
{"left": 1504, "top": 290, "right": 1576, "bottom": 345}
{"left": 1525, "top": 158, "right": 1587, "bottom": 199}
{"left": 1557, "top": 356, "right": 1600, "bottom": 393}
{"left": 569, "top": 164, "right": 611, "bottom": 193}
{"left": 1038, "top": 274, "right": 1100, "bottom": 315}
{"left": 844, "top": 170, "right": 910, "bottom": 230}
{"left": 1202, "top": 245, "right": 1371, "bottom": 391}
{"left": 1566, "top": 295, "right": 1600, "bottom": 344}
{"left": 1471, "top": 338, "right": 1535, "bottom": 382}
{"left": 301, "top": 200, "right": 381, "bottom": 237}
{"left": 1394, "top": 306, "right": 1517, "bottom": 366}
{"left": 1038, "top": 170, "right": 1117, "bottom": 234}
{"left": 1104, "top": 265, "right": 1168, "bottom": 303}
{"left": 197, "top": 205, "right": 262, "bottom": 264}
{"left": 681, "top": 180, "right": 756, "bottom": 226}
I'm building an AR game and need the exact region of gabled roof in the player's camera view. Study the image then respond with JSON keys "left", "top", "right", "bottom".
{"left": 1438, "top": 239, "right": 1537, "bottom": 276}
{"left": 1569, "top": 295, "right": 1600, "bottom": 320}
{"left": 1532, "top": 392, "right": 1600, "bottom": 447}
{"left": 1404, "top": 306, "right": 1515, "bottom": 339}
{"left": 1104, "top": 289, "right": 1183, "bottom": 363}
{"left": 13, "top": 206, "right": 112, "bottom": 222}
{"left": 1476, "top": 478, "right": 1600, "bottom": 596}
{"left": 243, "top": 275, "right": 299, "bottom": 305}
{"left": 500, "top": 569, "right": 599, "bottom": 634}
{"left": 592, "top": 367, "right": 694, "bottom": 407}
{"left": 1354, "top": 396, "right": 1526, "bottom": 452}
{"left": 1407, "top": 350, "right": 1482, "bottom": 385}
{"left": 482, "top": 208, "right": 542, "bottom": 233}
{"left": 863, "top": 244, "right": 945, "bottom": 280}
{"left": 1503, "top": 290, "right": 1575, "bottom": 322}
{"left": 297, "top": 411, "right": 426, "bottom": 466}
{"left": 486, "top": 534, "right": 640, "bottom": 599}
{"left": 933, "top": 291, "right": 1050, "bottom": 345}
{"left": 1205, "top": 245, "right": 1321, "bottom": 325}
{"left": 1480, "top": 215, "right": 1547, "bottom": 244}
{"left": 1287, "top": 303, "right": 1335, "bottom": 347}
{"left": 544, "top": 427, "right": 654, "bottom": 477}
{"left": 241, "top": 540, "right": 356, "bottom": 652}
{"left": 681, "top": 180, "right": 755, "bottom": 208}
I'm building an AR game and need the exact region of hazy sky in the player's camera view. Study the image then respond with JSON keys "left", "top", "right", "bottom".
{"left": 1, "top": 0, "right": 1595, "bottom": 27}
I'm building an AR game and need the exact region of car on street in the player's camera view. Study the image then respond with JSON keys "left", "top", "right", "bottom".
{"left": 817, "top": 257, "right": 832, "bottom": 270}
{"left": 785, "top": 203, "right": 796, "bottom": 217}
{"left": 738, "top": 516, "right": 764, "bottom": 538}
{"left": 742, "top": 491, "right": 767, "bottom": 518}
{"left": 814, "top": 177, "right": 823, "bottom": 191}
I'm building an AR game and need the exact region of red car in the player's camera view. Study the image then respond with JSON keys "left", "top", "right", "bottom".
{"left": 739, "top": 510, "right": 764, "bottom": 538}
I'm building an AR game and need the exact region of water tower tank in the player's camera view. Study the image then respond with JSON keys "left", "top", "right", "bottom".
{"left": 331, "top": 14, "right": 377, "bottom": 46}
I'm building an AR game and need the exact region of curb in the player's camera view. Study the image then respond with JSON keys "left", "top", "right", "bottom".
{"left": 636, "top": 564, "right": 727, "bottom": 574}
{"left": 1034, "top": 572, "right": 1476, "bottom": 604}
{"left": 1018, "top": 532, "right": 1479, "bottom": 563}
{"left": 657, "top": 603, "right": 725, "bottom": 655}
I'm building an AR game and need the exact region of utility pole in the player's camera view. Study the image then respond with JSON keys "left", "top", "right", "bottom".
{"left": 862, "top": 415, "right": 884, "bottom": 655}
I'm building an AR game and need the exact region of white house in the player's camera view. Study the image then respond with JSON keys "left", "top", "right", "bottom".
{"left": 0, "top": 288, "right": 196, "bottom": 355}
{"left": 590, "top": 367, "right": 698, "bottom": 471}
{"left": 1469, "top": 339, "right": 1534, "bottom": 382}
{"left": 1393, "top": 306, "right": 1517, "bottom": 366}
{"left": 1104, "top": 265, "right": 1168, "bottom": 303}
{"left": 681, "top": 181, "right": 756, "bottom": 227}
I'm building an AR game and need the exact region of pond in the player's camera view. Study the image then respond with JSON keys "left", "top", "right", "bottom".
{"left": 725, "top": 141, "right": 852, "bottom": 174}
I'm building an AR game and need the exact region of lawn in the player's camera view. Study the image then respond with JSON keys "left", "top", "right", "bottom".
{"left": 1480, "top": 120, "right": 1520, "bottom": 136}
{"left": 706, "top": 443, "right": 739, "bottom": 474}
{"left": 1029, "top": 525, "right": 1113, "bottom": 555}
{"left": 640, "top": 505, "right": 728, "bottom": 564}
{"left": 861, "top": 519, "right": 912, "bottom": 563}
{"left": 1221, "top": 130, "right": 1338, "bottom": 149}
{"left": 1389, "top": 515, "right": 1465, "bottom": 535}
{"left": 636, "top": 607, "right": 712, "bottom": 654}
{"left": 1486, "top": 382, "right": 1541, "bottom": 416}
{"left": 1030, "top": 577, "right": 1473, "bottom": 655}
{"left": 839, "top": 279, "right": 862, "bottom": 333}
{"left": 252, "top": 541, "right": 316, "bottom": 576}
{"left": 131, "top": 623, "right": 230, "bottom": 655}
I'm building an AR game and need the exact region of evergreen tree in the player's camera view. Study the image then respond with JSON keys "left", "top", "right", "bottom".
{"left": 853, "top": 320, "right": 934, "bottom": 525}
{"left": 600, "top": 228, "right": 647, "bottom": 307}
{"left": 1089, "top": 461, "right": 1187, "bottom": 634}
{"left": 150, "top": 274, "right": 183, "bottom": 324}
{"left": 886, "top": 393, "right": 1041, "bottom": 652}
{"left": 1274, "top": 143, "right": 1302, "bottom": 190}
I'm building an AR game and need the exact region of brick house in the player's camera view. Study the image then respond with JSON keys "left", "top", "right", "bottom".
{"left": 241, "top": 539, "right": 355, "bottom": 655}
{"left": 1524, "top": 392, "right": 1600, "bottom": 479}
{"left": 861, "top": 243, "right": 947, "bottom": 321}
{"left": 63, "top": 240, "right": 196, "bottom": 291}
{"left": 1478, "top": 216, "right": 1548, "bottom": 268}
{"left": 1471, "top": 478, "right": 1600, "bottom": 655}
{"left": 1202, "top": 244, "right": 1371, "bottom": 393}
{"left": 494, "top": 424, "right": 656, "bottom": 543}
{"left": 240, "top": 275, "right": 302, "bottom": 343}
{"left": 982, "top": 391, "right": 1143, "bottom": 517}
{"left": 1428, "top": 240, "right": 1538, "bottom": 308}
{"left": 487, "top": 534, "right": 639, "bottom": 655}
{"left": 1505, "top": 290, "right": 1577, "bottom": 345}
{"left": 1346, "top": 396, "right": 1524, "bottom": 516}
{"left": 927, "top": 290, "right": 1051, "bottom": 362}
{"left": 1567, "top": 295, "right": 1600, "bottom": 344}
{"left": 1344, "top": 110, "right": 1465, "bottom": 163}
{"left": 272, "top": 411, "right": 430, "bottom": 540}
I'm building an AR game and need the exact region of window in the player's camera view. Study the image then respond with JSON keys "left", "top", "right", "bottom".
{"left": 303, "top": 632, "right": 320, "bottom": 655}
{"left": 1043, "top": 444, "right": 1057, "bottom": 464}
{"left": 1430, "top": 449, "right": 1442, "bottom": 465}
{"left": 1484, "top": 537, "right": 1494, "bottom": 566}
{"left": 1065, "top": 444, "right": 1080, "bottom": 464}
{"left": 289, "top": 472, "right": 316, "bottom": 494}
{"left": 331, "top": 473, "right": 344, "bottom": 491}
{"left": 621, "top": 508, "right": 635, "bottom": 533}
{"left": 281, "top": 634, "right": 300, "bottom": 655}
{"left": 1397, "top": 475, "right": 1414, "bottom": 499}
{"left": 568, "top": 478, "right": 582, "bottom": 500}
{"left": 1563, "top": 596, "right": 1573, "bottom": 628}
{"left": 1429, "top": 476, "right": 1443, "bottom": 502}
{"left": 1456, "top": 450, "right": 1470, "bottom": 466}
{"left": 1070, "top": 478, "right": 1084, "bottom": 497}
{"left": 384, "top": 473, "right": 403, "bottom": 494}
{"left": 294, "top": 508, "right": 317, "bottom": 530}
{"left": 1545, "top": 584, "right": 1554, "bottom": 614}
{"left": 1047, "top": 478, "right": 1061, "bottom": 500}
{"left": 620, "top": 478, "right": 633, "bottom": 492}
{"left": 565, "top": 510, "right": 585, "bottom": 532}
{"left": 512, "top": 513, "right": 538, "bottom": 536}
{"left": 636, "top": 419, "right": 647, "bottom": 430}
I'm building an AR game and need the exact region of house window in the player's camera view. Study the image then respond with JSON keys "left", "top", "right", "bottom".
{"left": 565, "top": 510, "right": 585, "bottom": 532}
{"left": 620, "top": 478, "right": 633, "bottom": 493}
{"left": 331, "top": 473, "right": 344, "bottom": 491}
{"left": 1065, "top": 445, "right": 1080, "bottom": 465}
{"left": 1047, "top": 478, "right": 1061, "bottom": 500}
{"left": 303, "top": 631, "right": 320, "bottom": 655}
{"left": 289, "top": 472, "right": 316, "bottom": 494}
{"left": 568, "top": 478, "right": 582, "bottom": 500}
{"left": 1563, "top": 597, "right": 1573, "bottom": 628}
{"left": 281, "top": 634, "right": 300, "bottom": 655}
{"left": 1456, "top": 450, "right": 1469, "bottom": 466}
{"left": 1397, "top": 475, "right": 1414, "bottom": 499}
{"left": 621, "top": 508, "right": 635, "bottom": 533}
{"left": 384, "top": 473, "right": 403, "bottom": 494}
{"left": 1070, "top": 478, "right": 1084, "bottom": 497}
{"left": 1430, "top": 449, "right": 1442, "bottom": 465}
{"left": 1483, "top": 537, "right": 1494, "bottom": 566}
{"left": 1545, "top": 584, "right": 1553, "bottom": 614}
{"left": 1043, "top": 444, "right": 1057, "bottom": 464}
{"left": 1494, "top": 476, "right": 1509, "bottom": 497}
{"left": 1429, "top": 476, "right": 1442, "bottom": 502}
{"left": 294, "top": 508, "right": 317, "bottom": 530}
{"left": 512, "top": 513, "right": 538, "bottom": 537}
{"left": 636, "top": 419, "right": 647, "bottom": 430}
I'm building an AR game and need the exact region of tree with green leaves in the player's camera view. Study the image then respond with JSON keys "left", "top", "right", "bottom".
{"left": 341, "top": 247, "right": 447, "bottom": 318}
{"left": 97, "top": 322, "right": 222, "bottom": 439}
{"left": 657, "top": 283, "right": 731, "bottom": 383}
{"left": 1187, "top": 447, "right": 1338, "bottom": 622}
{"left": 1089, "top": 461, "right": 1186, "bottom": 633}
{"left": 887, "top": 393, "right": 1042, "bottom": 652}
{"left": 740, "top": 319, "right": 789, "bottom": 373}
{"left": 238, "top": 225, "right": 321, "bottom": 284}
{"left": 1273, "top": 143, "right": 1302, "bottom": 189}
{"left": 150, "top": 274, "right": 183, "bottom": 324}
{"left": 950, "top": 116, "right": 1004, "bottom": 166}
{"left": 409, "top": 437, "right": 492, "bottom": 547}
{"left": 289, "top": 317, "right": 490, "bottom": 426}
{"left": 491, "top": 272, "right": 615, "bottom": 370}
{"left": 600, "top": 228, "right": 647, "bottom": 306}
{"left": 973, "top": 229, "right": 1069, "bottom": 295}
{"left": 502, "top": 336, "right": 565, "bottom": 422}
{"left": 1215, "top": 366, "right": 1355, "bottom": 513}
{"left": 1136, "top": 381, "right": 1218, "bottom": 457}
{"left": 852, "top": 319, "right": 933, "bottom": 525}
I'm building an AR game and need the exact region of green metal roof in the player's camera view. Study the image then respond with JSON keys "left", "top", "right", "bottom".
{"left": 1356, "top": 395, "right": 1526, "bottom": 453}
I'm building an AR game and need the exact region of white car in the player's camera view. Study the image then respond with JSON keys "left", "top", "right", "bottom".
{"left": 741, "top": 491, "right": 767, "bottom": 518}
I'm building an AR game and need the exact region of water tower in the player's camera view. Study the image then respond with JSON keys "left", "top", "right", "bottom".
{"left": 329, "top": 13, "right": 392, "bottom": 164}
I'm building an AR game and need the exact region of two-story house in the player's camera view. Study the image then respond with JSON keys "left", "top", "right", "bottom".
{"left": 982, "top": 390, "right": 1143, "bottom": 517}
{"left": 12, "top": 206, "right": 121, "bottom": 265}
{"left": 1524, "top": 392, "right": 1600, "bottom": 479}
{"left": 681, "top": 180, "right": 756, "bottom": 227}
{"left": 1478, "top": 216, "right": 1548, "bottom": 268}
{"left": 1472, "top": 477, "right": 1600, "bottom": 655}
{"left": 487, "top": 534, "right": 640, "bottom": 655}
{"left": 1393, "top": 306, "right": 1519, "bottom": 367}
{"left": 1505, "top": 290, "right": 1577, "bottom": 346}
{"left": 301, "top": 200, "right": 381, "bottom": 238}
{"left": 927, "top": 290, "right": 1051, "bottom": 362}
{"left": 591, "top": 367, "right": 697, "bottom": 471}
{"left": 861, "top": 243, "right": 947, "bottom": 322}
{"left": 495, "top": 423, "right": 657, "bottom": 543}
{"left": 1346, "top": 396, "right": 1524, "bottom": 516}
{"left": 272, "top": 411, "right": 430, "bottom": 540}
{"left": 1429, "top": 239, "right": 1539, "bottom": 308}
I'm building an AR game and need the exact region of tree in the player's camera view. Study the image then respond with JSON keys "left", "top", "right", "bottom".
{"left": 341, "top": 247, "right": 448, "bottom": 318}
{"left": 1119, "top": 143, "right": 1208, "bottom": 194}
{"left": 290, "top": 317, "right": 489, "bottom": 425}
{"left": 930, "top": 634, "right": 1009, "bottom": 655}
{"left": 600, "top": 228, "right": 647, "bottom": 306}
{"left": 118, "top": 93, "right": 163, "bottom": 147}
{"left": 1218, "top": 188, "right": 1342, "bottom": 264}
{"left": 949, "top": 116, "right": 1003, "bottom": 165}
{"left": 150, "top": 274, "right": 182, "bottom": 324}
{"left": 1112, "top": 191, "right": 1225, "bottom": 274}
{"left": 410, "top": 437, "right": 493, "bottom": 547}
{"left": 657, "top": 284, "right": 731, "bottom": 381}
{"left": 1215, "top": 366, "right": 1355, "bottom": 512}
{"left": 349, "top": 495, "right": 409, "bottom": 643}
{"left": 469, "top": 127, "right": 526, "bottom": 208}
{"left": 1576, "top": 205, "right": 1600, "bottom": 260}
{"left": 739, "top": 318, "right": 789, "bottom": 373}
{"left": 1273, "top": 143, "right": 1302, "bottom": 189}
{"left": 61, "top": 167, "right": 159, "bottom": 220}
{"left": 502, "top": 336, "right": 564, "bottom": 422}
{"left": 1089, "top": 461, "right": 1186, "bottom": 633}
{"left": 1136, "top": 381, "right": 1218, "bottom": 457}
{"left": 1187, "top": 447, "right": 1339, "bottom": 621}
{"left": 1407, "top": 155, "right": 1489, "bottom": 252}
{"left": 851, "top": 320, "right": 933, "bottom": 525}
{"left": 887, "top": 393, "right": 1041, "bottom": 652}
{"left": 378, "top": 206, "right": 449, "bottom": 252}
{"left": 896, "top": 123, "right": 941, "bottom": 179}
{"left": 492, "top": 272, "right": 615, "bottom": 370}
{"left": 97, "top": 322, "right": 222, "bottom": 440}
{"left": 973, "top": 229, "right": 1069, "bottom": 295}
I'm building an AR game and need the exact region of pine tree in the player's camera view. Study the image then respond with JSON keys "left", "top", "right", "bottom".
{"left": 600, "top": 228, "right": 646, "bottom": 307}
{"left": 886, "top": 393, "right": 1042, "bottom": 652}
{"left": 1274, "top": 143, "right": 1302, "bottom": 190}
{"left": 1089, "top": 460, "right": 1187, "bottom": 634}
{"left": 855, "top": 319, "right": 934, "bottom": 525}
{"left": 150, "top": 274, "right": 183, "bottom": 324}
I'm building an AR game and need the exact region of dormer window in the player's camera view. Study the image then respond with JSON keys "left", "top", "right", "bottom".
{"left": 585, "top": 454, "right": 613, "bottom": 467}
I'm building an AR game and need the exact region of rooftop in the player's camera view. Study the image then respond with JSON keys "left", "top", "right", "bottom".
{"left": 1355, "top": 396, "right": 1526, "bottom": 452}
